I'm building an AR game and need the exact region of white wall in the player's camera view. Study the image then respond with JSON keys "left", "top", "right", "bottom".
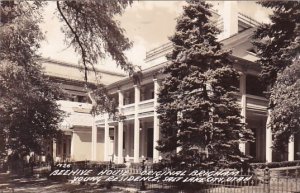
{"left": 72, "top": 128, "right": 92, "bottom": 161}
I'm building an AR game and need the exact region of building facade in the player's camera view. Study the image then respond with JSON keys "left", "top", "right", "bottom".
{"left": 39, "top": 58, "right": 126, "bottom": 162}
{"left": 50, "top": 2, "right": 300, "bottom": 164}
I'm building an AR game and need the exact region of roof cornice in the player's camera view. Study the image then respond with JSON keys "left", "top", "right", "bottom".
{"left": 39, "top": 57, "right": 127, "bottom": 77}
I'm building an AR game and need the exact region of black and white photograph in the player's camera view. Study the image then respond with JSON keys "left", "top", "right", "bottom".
{"left": 0, "top": 0, "right": 299, "bottom": 192}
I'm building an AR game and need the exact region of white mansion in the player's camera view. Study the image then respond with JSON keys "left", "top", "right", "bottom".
{"left": 45, "top": 2, "right": 299, "bottom": 164}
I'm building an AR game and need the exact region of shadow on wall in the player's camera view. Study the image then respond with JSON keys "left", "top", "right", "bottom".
{"left": 78, "top": 132, "right": 92, "bottom": 142}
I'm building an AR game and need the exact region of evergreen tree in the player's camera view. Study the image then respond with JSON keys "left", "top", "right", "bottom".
{"left": 253, "top": 2, "right": 300, "bottom": 86}
{"left": 253, "top": 2, "right": 300, "bottom": 151}
{"left": 157, "top": 1, "right": 253, "bottom": 169}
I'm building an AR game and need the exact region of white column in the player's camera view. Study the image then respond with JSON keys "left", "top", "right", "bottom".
{"left": 176, "top": 129, "right": 182, "bottom": 153}
{"left": 118, "top": 121, "right": 124, "bottom": 164}
{"left": 239, "top": 72, "right": 246, "bottom": 154}
{"left": 91, "top": 116, "right": 97, "bottom": 161}
{"left": 104, "top": 116, "right": 110, "bottom": 161}
{"left": 61, "top": 137, "right": 64, "bottom": 159}
{"left": 134, "top": 118, "right": 140, "bottom": 162}
{"left": 288, "top": 135, "right": 295, "bottom": 161}
{"left": 140, "top": 121, "right": 145, "bottom": 157}
{"left": 118, "top": 89, "right": 124, "bottom": 108}
{"left": 134, "top": 85, "right": 140, "bottom": 163}
{"left": 70, "top": 132, "right": 75, "bottom": 160}
{"left": 53, "top": 140, "right": 57, "bottom": 162}
{"left": 153, "top": 79, "right": 160, "bottom": 162}
{"left": 66, "top": 136, "right": 70, "bottom": 159}
{"left": 266, "top": 109, "right": 273, "bottom": 162}
{"left": 113, "top": 126, "right": 117, "bottom": 162}
{"left": 117, "top": 89, "right": 124, "bottom": 163}
{"left": 125, "top": 122, "right": 130, "bottom": 158}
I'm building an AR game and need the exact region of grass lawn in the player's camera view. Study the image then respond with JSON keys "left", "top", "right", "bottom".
{"left": 0, "top": 173, "right": 132, "bottom": 193}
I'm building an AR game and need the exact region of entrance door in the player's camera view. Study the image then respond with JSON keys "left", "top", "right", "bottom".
{"left": 249, "top": 128, "right": 257, "bottom": 160}
{"left": 147, "top": 128, "right": 153, "bottom": 158}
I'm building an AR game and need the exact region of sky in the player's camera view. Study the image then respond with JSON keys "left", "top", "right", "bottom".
{"left": 39, "top": 1, "right": 271, "bottom": 74}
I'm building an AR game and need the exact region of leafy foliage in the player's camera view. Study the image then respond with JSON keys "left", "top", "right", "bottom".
{"left": 89, "top": 85, "right": 118, "bottom": 117}
{"left": 0, "top": 1, "right": 64, "bottom": 157}
{"left": 157, "top": 1, "right": 253, "bottom": 170}
{"left": 0, "top": 1, "right": 44, "bottom": 68}
{"left": 54, "top": 0, "right": 134, "bottom": 115}
{"left": 0, "top": 0, "right": 134, "bottom": 160}
{"left": 270, "top": 60, "right": 300, "bottom": 151}
{"left": 55, "top": 0, "right": 134, "bottom": 81}
{"left": 0, "top": 62, "right": 64, "bottom": 156}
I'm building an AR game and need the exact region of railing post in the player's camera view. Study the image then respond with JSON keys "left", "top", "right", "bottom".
{"left": 264, "top": 167, "right": 270, "bottom": 193}
{"left": 106, "top": 160, "right": 112, "bottom": 189}
{"left": 140, "top": 158, "right": 146, "bottom": 191}
{"left": 296, "top": 168, "right": 298, "bottom": 192}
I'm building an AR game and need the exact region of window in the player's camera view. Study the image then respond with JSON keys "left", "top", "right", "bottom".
{"left": 77, "top": 95, "right": 84, "bottom": 102}
{"left": 246, "top": 75, "right": 266, "bottom": 97}
{"left": 247, "top": 47, "right": 258, "bottom": 55}
{"left": 63, "top": 142, "right": 66, "bottom": 155}
{"left": 124, "top": 89, "right": 134, "bottom": 105}
{"left": 151, "top": 90, "right": 154, "bottom": 99}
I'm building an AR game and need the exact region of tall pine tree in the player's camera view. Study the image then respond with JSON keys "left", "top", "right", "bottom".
{"left": 253, "top": 2, "right": 300, "bottom": 87}
{"left": 253, "top": 2, "right": 300, "bottom": 151}
{"left": 157, "top": 1, "right": 253, "bottom": 169}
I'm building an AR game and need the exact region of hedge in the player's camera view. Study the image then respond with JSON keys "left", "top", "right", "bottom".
{"left": 251, "top": 160, "right": 300, "bottom": 169}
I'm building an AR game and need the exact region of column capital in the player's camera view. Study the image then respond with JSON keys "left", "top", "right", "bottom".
{"left": 240, "top": 64, "right": 249, "bottom": 73}
{"left": 154, "top": 79, "right": 161, "bottom": 86}
{"left": 118, "top": 89, "right": 124, "bottom": 108}
{"left": 153, "top": 72, "right": 160, "bottom": 80}
{"left": 117, "top": 84, "right": 122, "bottom": 91}
{"left": 238, "top": 71, "right": 246, "bottom": 75}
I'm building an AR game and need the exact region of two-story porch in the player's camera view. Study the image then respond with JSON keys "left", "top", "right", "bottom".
{"left": 92, "top": 66, "right": 295, "bottom": 164}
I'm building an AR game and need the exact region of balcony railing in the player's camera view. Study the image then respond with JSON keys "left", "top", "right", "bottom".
{"left": 246, "top": 94, "right": 268, "bottom": 112}
{"left": 121, "top": 99, "right": 155, "bottom": 115}
{"left": 139, "top": 99, "right": 154, "bottom": 112}
{"left": 235, "top": 94, "right": 268, "bottom": 112}
{"left": 122, "top": 104, "right": 135, "bottom": 115}
{"left": 96, "top": 94, "right": 267, "bottom": 124}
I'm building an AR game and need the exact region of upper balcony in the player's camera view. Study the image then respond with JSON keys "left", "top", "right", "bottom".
{"left": 95, "top": 93, "right": 267, "bottom": 125}
{"left": 121, "top": 99, "right": 155, "bottom": 118}
{"left": 57, "top": 100, "right": 93, "bottom": 131}
{"left": 95, "top": 72, "right": 268, "bottom": 125}
{"left": 245, "top": 94, "right": 268, "bottom": 114}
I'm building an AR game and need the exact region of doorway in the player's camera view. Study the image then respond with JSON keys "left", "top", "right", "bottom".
{"left": 147, "top": 128, "right": 153, "bottom": 158}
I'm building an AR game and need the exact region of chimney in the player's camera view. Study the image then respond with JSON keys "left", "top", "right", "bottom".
{"left": 222, "top": 1, "right": 238, "bottom": 39}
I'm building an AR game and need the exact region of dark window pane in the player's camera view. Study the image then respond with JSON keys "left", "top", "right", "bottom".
{"left": 246, "top": 75, "right": 266, "bottom": 97}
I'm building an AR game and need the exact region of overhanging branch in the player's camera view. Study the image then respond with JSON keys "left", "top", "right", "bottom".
{"left": 56, "top": 1, "right": 88, "bottom": 82}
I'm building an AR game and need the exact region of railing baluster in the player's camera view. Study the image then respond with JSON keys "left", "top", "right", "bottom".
{"left": 296, "top": 168, "right": 299, "bottom": 192}
{"left": 286, "top": 169, "right": 289, "bottom": 193}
